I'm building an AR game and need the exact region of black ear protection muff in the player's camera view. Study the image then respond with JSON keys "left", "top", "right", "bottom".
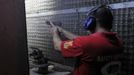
{"left": 83, "top": 5, "right": 112, "bottom": 30}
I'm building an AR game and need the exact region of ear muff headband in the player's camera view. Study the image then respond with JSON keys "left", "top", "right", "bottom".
{"left": 87, "top": 5, "right": 112, "bottom": 15}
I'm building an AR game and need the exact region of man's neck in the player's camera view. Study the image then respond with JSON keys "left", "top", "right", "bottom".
{"left": 96, "top": 28, "right": 110, "bottom": 33}
{"left": 89, "top": 27, "right": 110, "bottom": 34}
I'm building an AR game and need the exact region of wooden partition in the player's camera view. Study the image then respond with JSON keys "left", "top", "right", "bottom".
{"left": 0, "top": 0, "right": 29, "bottom": 75}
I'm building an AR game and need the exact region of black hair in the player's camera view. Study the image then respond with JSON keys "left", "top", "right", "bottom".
{"left": 92, "top": 5, "right": 113, "bottom": 30}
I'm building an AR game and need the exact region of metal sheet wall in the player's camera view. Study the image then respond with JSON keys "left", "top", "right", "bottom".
{"left": 25, "top": 0, "right": 134, "bottom": 74}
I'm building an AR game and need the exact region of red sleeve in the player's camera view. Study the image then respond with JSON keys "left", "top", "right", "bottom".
{"left": 61, "top": 37, "right": 83, "bottom": 57}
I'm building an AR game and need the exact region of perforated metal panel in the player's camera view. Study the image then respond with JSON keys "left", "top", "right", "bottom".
{"left": 25, "top": 0, "right": 134, "bottom": 74}
{"left": 112, "top": 8, "right": 134, "bottom": 75}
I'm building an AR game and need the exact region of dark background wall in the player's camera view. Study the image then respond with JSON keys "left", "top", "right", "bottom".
{"left": 26, "top": 0, "right": 134, "bottom": 75}
{"left": 0, "top": 0, "right": 29, "bottom": 75}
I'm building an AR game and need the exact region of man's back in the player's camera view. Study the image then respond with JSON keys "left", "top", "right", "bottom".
{"left": 70, "top": 32, "right": 123, "bottom": 75}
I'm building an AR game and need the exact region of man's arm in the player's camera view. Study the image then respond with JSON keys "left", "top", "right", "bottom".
{"left": 49, "top": 21, "right": 78, "bottom": 51}
{"left": 58, "top": 26, "right": 78, "bottom": 40}
{"left": 49, "top": 21, "right": 62, "bottom": 51}
{"left": 52, "top": 30, "right": 62, "bottom": 51}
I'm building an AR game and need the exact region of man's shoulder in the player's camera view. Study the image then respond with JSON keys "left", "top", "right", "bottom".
{"left": 75, "top": 33, "right": 99, "bottom": 40}
{"left": 74, "top": 33, "right": 103, "bottom": 44}
{"left": 74, "top": 35, "right": 95, "bottom": 44}
{"left": 75, "top": 35, "right": 90, "bottom": 40}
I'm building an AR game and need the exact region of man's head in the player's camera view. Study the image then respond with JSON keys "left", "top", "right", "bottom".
{"left": 84, "top": 5, "right": 113, "bottom": 33}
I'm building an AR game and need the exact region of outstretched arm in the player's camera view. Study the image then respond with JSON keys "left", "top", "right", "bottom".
{"left": 50, "top": 22, "right": 61, "bottom": 51}
{"left": 52, "top": 29, "right": 61, "bottom": 51}
{"left": 58, "top": 26, "right": 78, "bottom": 40}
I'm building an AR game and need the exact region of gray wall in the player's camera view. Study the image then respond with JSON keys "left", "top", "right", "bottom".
{"left": 26, "top": 0, "right": 134, "bottom": 75}
{"left": 0, "top": 0, "right": 29, "bottom": 75}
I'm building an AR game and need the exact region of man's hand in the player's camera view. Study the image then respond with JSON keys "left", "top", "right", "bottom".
{"left": 57, "top": 26, "right": 78, "bottom": 40}
{"left": 51, "top": 26, "right": 58, "bottom": 34}
{"left": 49, "top": 21, "right": 60, "bottom": 35}
{"left": 56, "top": 26, "right": 62, "bottom": 33}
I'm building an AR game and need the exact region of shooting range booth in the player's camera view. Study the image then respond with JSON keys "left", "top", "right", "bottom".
{"left": 0, "top": 0, "right": 134, "bottom": 75}
{"left": 0, "top": 0, "right": 29, "bottom": 75}
{"left": 25, "top": 0, "right": 134, "bottom": 75}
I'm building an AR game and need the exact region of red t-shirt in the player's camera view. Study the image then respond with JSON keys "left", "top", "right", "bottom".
{"left": 61, "top": 32, "right": 123, "bottom": 75}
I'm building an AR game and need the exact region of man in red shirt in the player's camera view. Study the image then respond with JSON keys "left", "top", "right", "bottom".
{"left": 50, "top": 5, "right": 123, "bottom": 75}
